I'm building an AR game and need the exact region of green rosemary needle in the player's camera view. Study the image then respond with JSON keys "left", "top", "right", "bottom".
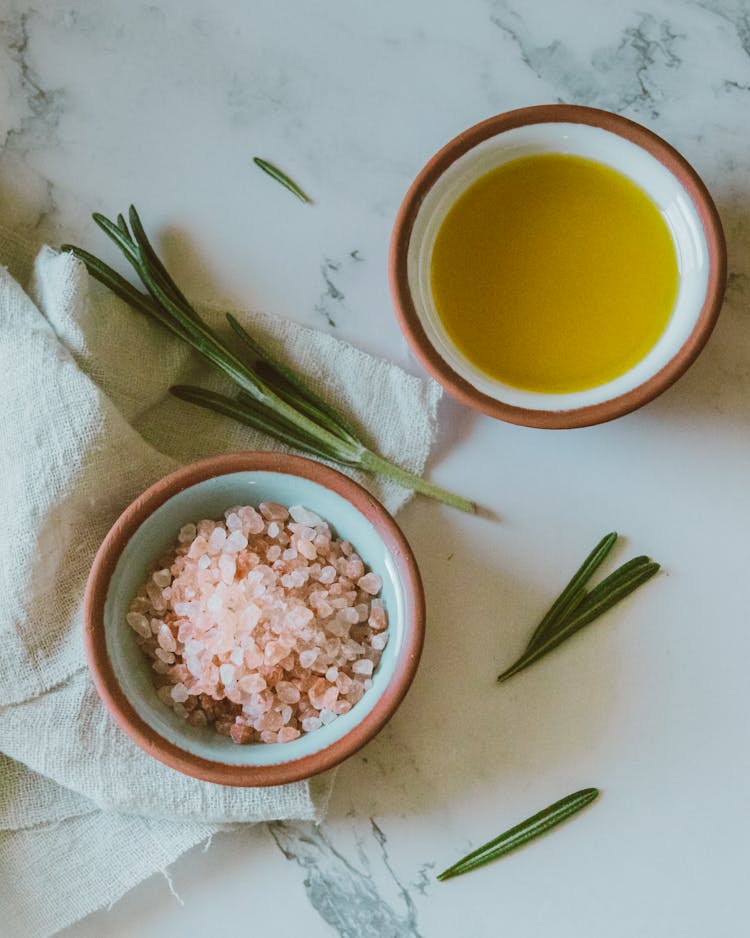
{"left": 437, "top": 788, "right": 599, "bottom": 881}
{"left": 498, "top": 533, "right": 660, "bottom": 682}
{"left": 61, "top": 206, "right": 474, "bottom": 513}
{"left": 253, "top": 157, "right": 312, "bottom": 203}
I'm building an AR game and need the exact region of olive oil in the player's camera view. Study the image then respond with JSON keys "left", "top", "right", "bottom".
{"left": 430, "top": 154, "right": 678, "bottom": 394}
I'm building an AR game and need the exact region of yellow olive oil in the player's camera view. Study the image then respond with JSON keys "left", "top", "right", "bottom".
{"left": 430, "top": 154, "right": 678, "bottom": 394}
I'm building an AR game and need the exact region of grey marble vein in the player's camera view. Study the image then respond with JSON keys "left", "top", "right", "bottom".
{"left": 315, "top": 258, "right": 346, "bottom": 328}
{"left": 488, "top": 3, "right": 683, "bottom": 118}
{"left": 697, "top": 0, "right": 750, "bottom": 59}
{"left": 268, "top": 820, "right": 424, "bottom": 938}
{"left": 1, "top": 8, "right": 66, "bottom": 146}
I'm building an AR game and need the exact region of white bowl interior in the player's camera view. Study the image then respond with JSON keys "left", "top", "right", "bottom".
{"left": 104, "top": 471, "right": 407, "bottom": 767}
{"left": 407, "top": 121, "right": 710, "bottom": 412}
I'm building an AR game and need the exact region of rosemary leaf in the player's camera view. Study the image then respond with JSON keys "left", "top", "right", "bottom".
{"left": 253, "top": 157, "right": 312, "bottom": 203}
{"left": 526, "top": 532, "right": 617, "bottom": 651}
{"left": 498, "top": 543, "right": 660, "bottom": 683}
{"left": 226, "top": 313, "right": 359, "bottom": 443}
{"left": 437, "top": 788, "right": 599, "bottom": 881}
{"left": 170, "top": 386, "right": 349, "bottom": 464}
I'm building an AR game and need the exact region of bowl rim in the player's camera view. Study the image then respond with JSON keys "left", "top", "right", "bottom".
{"left": 389, "top": 103, "right": 727, "bottom": 429}
{"left": 84, "top": 451, "right": 425, "bottom": 787}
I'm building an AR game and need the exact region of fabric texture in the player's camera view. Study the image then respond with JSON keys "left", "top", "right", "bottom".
{"left": 0, "top": 232, "right": 441, "bottom": 938}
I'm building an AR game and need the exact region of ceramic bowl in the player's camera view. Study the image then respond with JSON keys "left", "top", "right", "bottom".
{"left": 84, "top": 452, "right": 424, "bottom": 786}
{"left": 389, "top": 104, "right": 726, "bottom": 429}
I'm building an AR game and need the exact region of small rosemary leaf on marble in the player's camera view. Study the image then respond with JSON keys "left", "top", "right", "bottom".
{"left": 498, "top": 534, "right": 660, "bottom": 683}
{"left": 253, "top": 157, "right": 312, "bottom": 203}
{"left": 525, "top": 532, "right": 617, "bottom": 651}
{"left": 437, "top": 788, "right": 599, "bottom": 881}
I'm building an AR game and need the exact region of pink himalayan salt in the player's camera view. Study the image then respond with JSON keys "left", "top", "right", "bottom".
{"left": 127, "top": 503, "right": 388, "bottom": 745}
{"left": 357, "top": 572, "right": 382, "bottom": 595}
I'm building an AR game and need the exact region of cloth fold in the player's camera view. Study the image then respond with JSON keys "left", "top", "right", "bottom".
{"left": 0, "top": 231, "right": 441, "bottom": 937}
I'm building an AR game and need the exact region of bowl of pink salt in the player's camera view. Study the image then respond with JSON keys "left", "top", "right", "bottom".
{"left": 84, "top": 452, "right": 424, "bottom": 786}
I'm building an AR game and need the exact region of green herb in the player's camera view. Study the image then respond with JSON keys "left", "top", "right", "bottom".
{"left": 253, "top": 157, "right": 312, "bottom": 203}
{"left": 61, "top": 206, "right": 474, "bottom": 513}
{"left": 437, "top": 788, "right": 599, "bottom": 881}
{"left": 498, "top": 533, "right": 659, "bottom": 682}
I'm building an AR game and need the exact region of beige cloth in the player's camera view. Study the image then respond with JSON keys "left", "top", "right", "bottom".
{"left": 0, "top": 232, "right": 441, "bottom": 937}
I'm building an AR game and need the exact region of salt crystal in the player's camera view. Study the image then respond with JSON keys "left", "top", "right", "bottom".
{"left": 320, "top": 708, "right": 337, "bottom": 725}
{"left": 126, "top": 612, "right": 151, "bottom": 639}
{"left": 218, "top": 553, "right": 236, "bottom": 584}
{"left": 278, "top": 726, "right": 301, "bottom": 743}
{"left": 299, "top": 649, "right": 318, "bottom": 669}
{"left": 267, "top": 545, "right": 281, "bottom": 562}
{"left": 267, "top": 521, "right": 280, "bottom": 538}
{"left": 259, "top": 502, "right": 289, "bottom": 522}
{"left": 188, "top": 536, "right": 209, "bottom": 559}
{"left": 207, "top": 527, "right": 227, "bottom": 554}
{"left": 265, "top": 641, "right": 287, "bottom": 666}
{"left": 325, "top": 667, "right": 339, "bottom": 683}
{"left": 225, "top": 512, "right": 242, "bottom": 531}
{"left": 289, "top": 505, "right": 324, "bottom": 526}
{"left": 157, "top": 623, "right": 177, "bottom": 652}
{"left": 301, "top": 716, "right": 322, "bottom": 733}
{"left": 239, "top": 673, "right": 267, "bottom": 694}
{"left": 276, "top": 681, "right": 301, "bottom": 704}
{"left": 283, "top": 547, "right": 298, "bottom": 561}
{"left": 319, "top": 565, "right": 336, "bottom": 584}
{"left": 146, "top": 581, "right": 167, "bottom": 612}
{"left": 346, "top": 557, "right": 365, "bottom": 580}
{"left": 219, "top": 663, "right": 236, "bottom": 687}
{"left": 308, "top": 677, "right": 331, "bottom": 710}
{"left": 321, "top": 685, "right": 339, "bottom": 710}
{"left": 352, "top": 658, "right": 374, "bottom": 676}
{"left": 157, "top": 685, "right": 174, "bottom": 706}
{"left": 230, "top": 722, "right": 254, "bottom": 744}
{"left": 371, "top": 632, "right": 388, "bottom": 651}
{"left": 178, "top": 523, "right": 197, "bottom": 543}
{"left": 224, "top": 530, "right": 248, "bottom": 553}
{"left": 357, "top": 573, "right": 382, "bottom": 595}
{"left": 171, "top": 683, "right": 189, "bottom": 703}
{"left": 154, "top": 647, "right": 175, "bottom": 664}
{"left": 207, "top": 592, "right": 223, "bottom": 613}
{"left": 198, "top": 554, "right": 211, "bottom": 570}
{"left": 152, "top": 568, "right": 172, "bottom": 588}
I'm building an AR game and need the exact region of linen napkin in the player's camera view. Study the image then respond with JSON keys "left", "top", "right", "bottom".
{"left": 0, "top": 229, "right": 441, "bottom": 938}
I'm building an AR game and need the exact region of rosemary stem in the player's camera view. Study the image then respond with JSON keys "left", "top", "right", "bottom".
{"left": 359, "top": 450, "right": 475, "bottom": 513}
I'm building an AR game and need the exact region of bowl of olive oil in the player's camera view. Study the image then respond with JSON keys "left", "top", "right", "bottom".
{"left": 390, "top": 105, "right": 726, "bottom": 428}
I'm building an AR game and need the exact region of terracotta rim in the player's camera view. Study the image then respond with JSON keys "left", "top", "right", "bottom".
{"left": 84, "top": 451, "right": 425, "bottom": 787}
{"left": 389, "top": 104, "right": 727, "bottom": 429}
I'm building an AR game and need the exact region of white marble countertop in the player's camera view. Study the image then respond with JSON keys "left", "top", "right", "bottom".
{"left": 3, "top": 0, "right": 750, "bottom": 935}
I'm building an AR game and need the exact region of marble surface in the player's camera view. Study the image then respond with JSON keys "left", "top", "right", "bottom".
{"left": 2, "top": 0, "right": 750, "bottom": 935}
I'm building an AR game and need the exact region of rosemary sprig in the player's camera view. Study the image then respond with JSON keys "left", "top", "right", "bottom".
{"left": 253, "top": 157, "right": 312, "bottom": 203}
{"left": 498, "top": 534, "right": 660, "bottom": 682}
{"left": 437, "top": 788, "right": 599, "bottom": 881}
{"left": 61, "top": 206, "right": 474, "bottom": 513}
